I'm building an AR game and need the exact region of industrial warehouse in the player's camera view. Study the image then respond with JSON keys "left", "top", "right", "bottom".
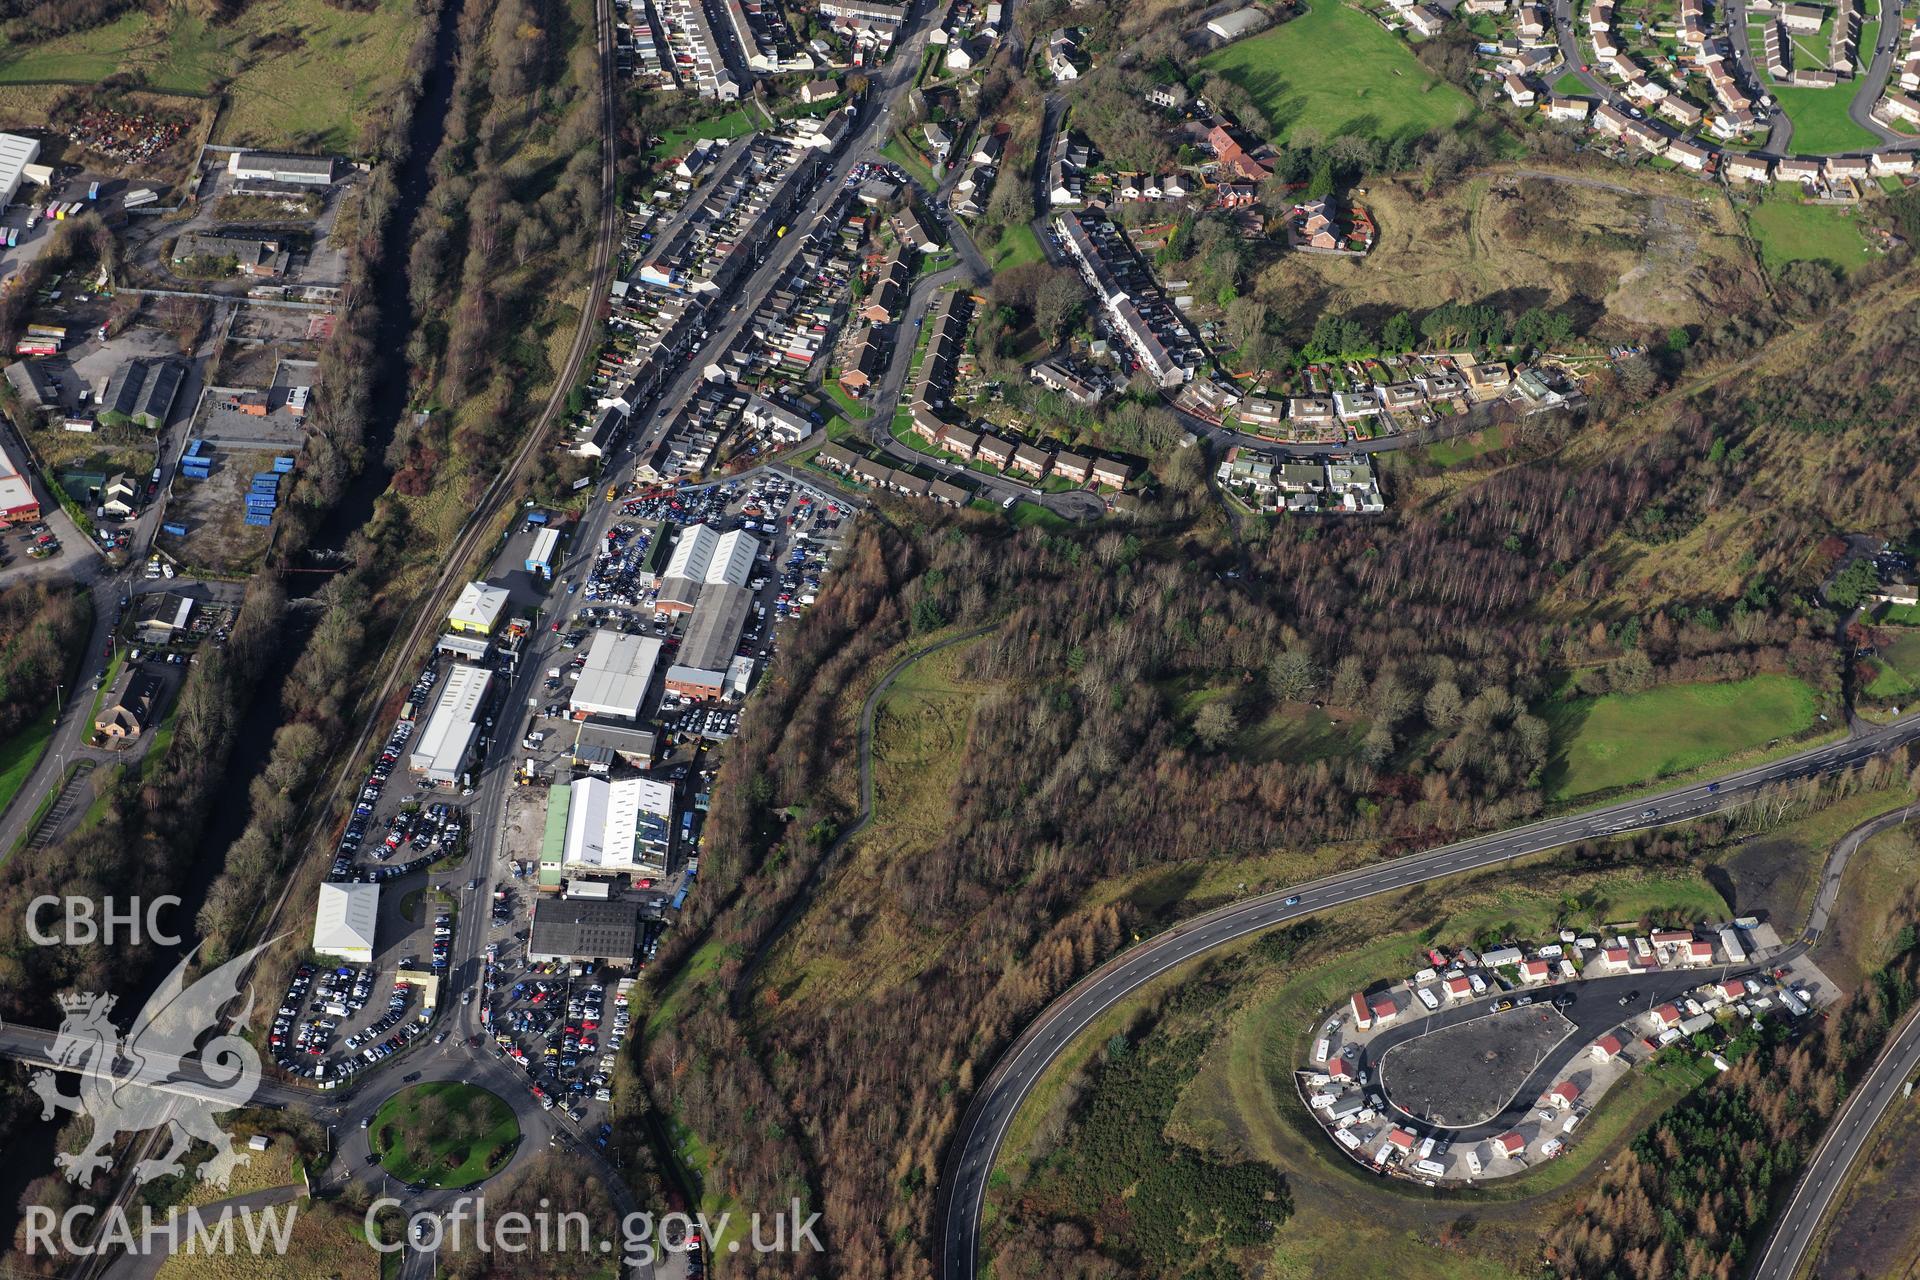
{"left": 569, "top": 631, "right": 666, "bottom": 721}
{"left": 312, "top": 882, "right": 380, "bottom": 963}
{"left": 666, "top": 584, "right": 755, "bottom": 701}
{"left": 656, "top": 521, "right": 758, "bottom": 614}
{"left": 551, "top": 775, "right": 676, "bottom": 879}
{"left": 410, "top": 663, "right": 494, "bottom": 785}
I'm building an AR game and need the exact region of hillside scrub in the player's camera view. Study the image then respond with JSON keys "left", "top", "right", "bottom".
{"left": 632, "top": 262, "right": 1920, "bottom": 1276}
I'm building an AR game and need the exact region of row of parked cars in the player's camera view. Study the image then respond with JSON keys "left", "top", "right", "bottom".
{"left": 331, "top": 714, "right": 417, "bottom": 878}
{"left": 271, "top": 963, "right": 438, "bottom": 1084}
{"left": 618, "top": 482, "right": 733, "bottom": 525}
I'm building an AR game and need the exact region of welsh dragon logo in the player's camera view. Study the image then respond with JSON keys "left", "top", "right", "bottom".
{"left": 31, "top": 940, "right": 276, "bottom": 1190}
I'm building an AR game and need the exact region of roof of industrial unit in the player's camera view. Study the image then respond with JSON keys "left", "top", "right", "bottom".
{"left": 677, "top": 583, "right": 755, "bottom": 674}
{"left": 528, "top": 896, "right": 640, "bottom": 962}
{"left": 562, "top": 775, "right": 675, "bottom": 874}
{"left": 569, "top": 630, "right": 665, "bottom": 719}
{"left": 410, "top": 663, "right": 493, "bottom": 777}
{"left": 662, "top": 522, "right": 759, "bottom": 586}
{"left": 449, "top": 581, "right": 511, "bottom": 631}
{"left": 313, "top": 881, "right": 380, "bottom": 954}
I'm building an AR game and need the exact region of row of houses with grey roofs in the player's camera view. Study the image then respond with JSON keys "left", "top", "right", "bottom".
{"left": 904, "top": 290, "right": 1133, "bottom": 488}
{"left": 1053, "top": 208, "right": 1210, "bottom": 390}
{"left": 813, "top": 441, "right": 973, "bottom": 505}
{"left": 578, "top": 112, "right": 856, "bottom": 474}
{"left": 1215, "top": 448, "right": 1385, "bottom": 514}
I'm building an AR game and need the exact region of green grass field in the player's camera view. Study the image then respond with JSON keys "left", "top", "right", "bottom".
{"left": 0, "top": 0, "right": 421, "bottom": 151}
{"left": 1201, "top": 0, "right": 1473, "bottom": 144}
{"left": 1747, "top": 190, "right": 1873, "bottom": 274}
{"left": 649, "top": 108, "right": 754, "bottom": 162}
{"left": 824, "top": 381, "right": 873, "bottom": 421}
{"left": 1552, "top": 71, "right": 1589, "bottom": 96}
{"left": 1007, "top": 500, "right": 1068, "bottom": 529}
{"left": 1764, "top": 82, "right": 1883, "bottom": 154}
{"left": 881, "top": 134, "right": 938, "bottom": 189}
{"left": 1416, "top": 423, "right": 1513, "bottom": 467}
{"left": 986, "top": 221, "right": 1044, "bottom": 271}
{"left": 1232, "top": 704, "right": 1370, "bottom": 764}
{"left": 1866, "top": 627, "right": 1920, "bottom": 700}
{"left": 1542, "top": 674, "right": 1820, "bottom": 800}
{"left": 370, "top": 1083, "right": 518, "bottom": 1187}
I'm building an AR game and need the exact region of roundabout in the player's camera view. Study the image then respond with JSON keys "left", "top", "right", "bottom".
{"left": 368, "top": 1082, "right": 520, "bottom": 1189}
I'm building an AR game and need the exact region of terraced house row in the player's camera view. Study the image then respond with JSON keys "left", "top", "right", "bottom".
{"left": 1053, "top": 209, "right": 1206, "bottom": 390}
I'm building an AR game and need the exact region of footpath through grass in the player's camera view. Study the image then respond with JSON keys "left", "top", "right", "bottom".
{"left": 1201, "top": 0, "right": 1472, "bottom": 145}
{"left": 1542, "top": 673, "right": 1820, "bottom": 801}
{"left": 370, "top": 1082, "right": 518, "bottom": 1187}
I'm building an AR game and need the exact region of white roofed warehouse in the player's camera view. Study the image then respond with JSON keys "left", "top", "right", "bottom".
{"left": 409, "top": 663, "right": 493, "bottom": 784}
{"left": 1207, "top": 6, "right": 1271, "bottom": 40}
{"left": 0, "top": 133, "right": 41, "bottom": 210}
{"left": 569, "top": 631, "right": 665, "bottom": 721}
{"left": 656, "top": 523, "right": 759, "bottom": 614}
{"left": 563, "top": 776, "right": 676, "bottom": 876}
{"left": 313, "top": 882, "right": 379, "bottom": 961}
{"left": 448, "top": 581, "right": 510, "bottom": 635}
{"left": 226, "top": 149, "right": 341, "bottom": 185}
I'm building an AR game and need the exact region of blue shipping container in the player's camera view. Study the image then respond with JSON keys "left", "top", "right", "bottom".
{"left": 161, "top": 522, "right": 187, "bottom": 536}
{"left": 670, "top": 885, "right": 689, "bottom": 911}
{"left": 272, "top": 457, "right": 295, "bottom": 472}
{"left": 244, "top": 515, "right": 273, "bottom": 527}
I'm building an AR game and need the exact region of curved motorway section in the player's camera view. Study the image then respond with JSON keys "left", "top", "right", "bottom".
{"left": 935, "top": 713, "right": 1920, "bottom": 1280}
